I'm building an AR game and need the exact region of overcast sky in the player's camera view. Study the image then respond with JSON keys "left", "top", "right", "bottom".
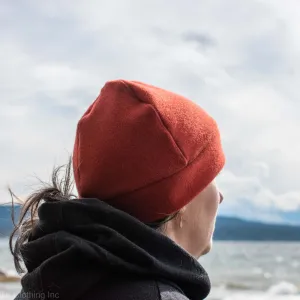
{"left": 1, "top": 0, "right": 300, "bottom": 224}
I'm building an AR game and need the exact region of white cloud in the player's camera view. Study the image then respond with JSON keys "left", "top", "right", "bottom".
{"left": 0, "top": 0, "right": 299, "bottom": 222}
{"left": 217, "top": 170, "right": 300, "bottom": 222}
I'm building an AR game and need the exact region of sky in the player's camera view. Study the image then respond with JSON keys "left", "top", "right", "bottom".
{"left": 0, "top": 0, "right": 299, "bottom": 224}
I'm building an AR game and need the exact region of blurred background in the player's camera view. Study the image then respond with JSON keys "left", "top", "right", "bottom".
{"left": 0, "top": 1, "right": 299, "bottom": 299}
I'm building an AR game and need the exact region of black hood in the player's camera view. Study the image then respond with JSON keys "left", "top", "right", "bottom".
{"left": 19, "top": 198, "right": 211, "bottom": 300}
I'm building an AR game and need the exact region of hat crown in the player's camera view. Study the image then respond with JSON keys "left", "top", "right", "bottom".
{"left": 73, "top": 80, "right": 225, "bottom": 222}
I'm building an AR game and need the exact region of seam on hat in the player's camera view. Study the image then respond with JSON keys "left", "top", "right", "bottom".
{"left": 119, "top": 80, "right": 188, "bottom": 164}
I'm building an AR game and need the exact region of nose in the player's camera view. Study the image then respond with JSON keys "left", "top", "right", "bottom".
{"left": 219, "top": 192, "right": 224, "bottom": 204}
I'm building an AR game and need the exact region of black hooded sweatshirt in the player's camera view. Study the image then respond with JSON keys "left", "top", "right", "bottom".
{"left": 15, "top": 198, "right": 211, "bottom": 300}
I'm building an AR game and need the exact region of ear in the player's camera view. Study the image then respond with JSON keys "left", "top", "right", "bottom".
{"left": 177, "top": 206, "right": 187, "bottom": 228}
{"left": 179, "top": 206, "right": 187, "bottom": 215}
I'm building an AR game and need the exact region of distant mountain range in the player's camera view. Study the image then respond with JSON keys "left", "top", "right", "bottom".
{"left": 1, "top": 205, "right": 300, "bottom": 241}
{"left": 214, "top": 216, "right": 300, "bottom": 241}
{"left": 0, "top": 205, "right": 21, "bottom": 237}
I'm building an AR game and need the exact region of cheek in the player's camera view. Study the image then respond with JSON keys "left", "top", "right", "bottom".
{"left": 185, "top": 183, "right": 220, "bottom": 237}
{"left": 188, "top": 201, "right": 218, "bottom": 239}
{"left": 203, "top": 193, "right": 219, "bottom": 223}
{"left": 196, "top": 191, "right": 220, "bottom": 235}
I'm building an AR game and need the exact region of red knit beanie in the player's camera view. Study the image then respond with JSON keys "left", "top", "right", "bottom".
{"left": 73, "top": 80, "right": 225, "bottom": 223}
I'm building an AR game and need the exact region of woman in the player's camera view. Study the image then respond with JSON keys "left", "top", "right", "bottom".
{"left": 11, "top": 80, "right": 225, "bottom": 300}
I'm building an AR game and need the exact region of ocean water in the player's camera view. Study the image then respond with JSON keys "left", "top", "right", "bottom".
{"left": 200, "top": 241, "right": 300, "bottom": 299}
{"left": 0, "top": 238, "right": 299, "bottom": 299}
